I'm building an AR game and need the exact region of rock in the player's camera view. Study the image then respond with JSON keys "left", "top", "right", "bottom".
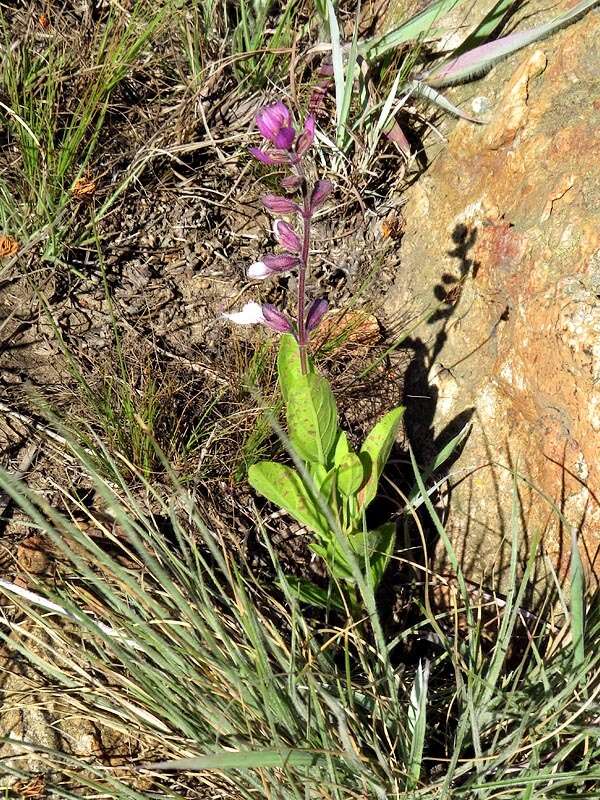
{"left": 383, "top": 9, "right": 600, "bottom": 588}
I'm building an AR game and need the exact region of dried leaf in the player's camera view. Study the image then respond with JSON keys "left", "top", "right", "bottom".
{"left": 72, "top": 175, "right": 97, "bottom": 199}
{"left": 0, "top": 234, "right": 19, "bottom": 258}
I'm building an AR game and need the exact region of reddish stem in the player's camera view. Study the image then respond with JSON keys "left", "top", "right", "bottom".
{"left": 296, "top": 165, "right": 311, "bottom": 374}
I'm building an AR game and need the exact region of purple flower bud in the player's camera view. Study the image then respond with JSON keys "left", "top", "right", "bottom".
{"left": 317, "top": 63, "right": 334, "bottom": 78}
{"left": 262, "top": 253, "right": 300, "bottom": 271}
{"left": 262, "top": 304, "right": 293, "bottom": 333}
{"left": 261, "top": 194, "right": 299, "bottom": 214}
{"left": 249, "top": 147, "right": 289, "bottom": 166}
{"left": 281, "top": 175, "right": 303, "bottom": 191}
{"left": 296, "top": 115, "right": 315, "bottom": 157}
{"left": 273, "top": 220, "right": 301, "bottom": 253}
{"left": 310, "top": 180, "right": 332, "bottom": 211}
{"left": 256, "top": 102, "right": 292, "bottom": 143}
{"left": 306, "top": 298, "right": 328, "bottom": 332}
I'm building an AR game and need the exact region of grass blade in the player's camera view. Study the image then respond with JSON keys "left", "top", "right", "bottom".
{"left": 570, "top": 527, "right": 586, "bottom": 671}
{"left": 360, "top": 0, "right": 466, "bottom": 61}
{"left": 147, "top": 748, "right": 323, "bottom": 771}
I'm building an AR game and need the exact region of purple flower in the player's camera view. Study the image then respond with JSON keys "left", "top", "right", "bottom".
{"left": 274, "top": 126, "right": 296, "bottom": 150}
{"left": 273, "top": 219, "right": 301, "bottom": 252}
{"left": 306, "top": 298, "right": 328, "bottom": 332}
{"left": 310, "top": 180, "right": 332, "bottom": 212}
{"left": 256, "top": 102, "right": 295, "bottom": 149}
{"left": 247, "top": 254, "right": 299, "bottom": 279}
{"left": 249, "top": 147, "right": 289, "bottom": 166}
{"left": 296, "top": 115, "right": 315, "bottom": 157}
{"left": 262, "top": 304, "right": 293, "bottom": 333}
{"left": 261, "top": 194, "right": 299, "bottom": 214}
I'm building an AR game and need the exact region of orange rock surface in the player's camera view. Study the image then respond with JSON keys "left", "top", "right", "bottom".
{"left": 385, "top": 10, "right": 600, "bottom": 586}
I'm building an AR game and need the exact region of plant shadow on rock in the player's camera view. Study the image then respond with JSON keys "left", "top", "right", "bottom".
{"left": 369, "top": 225, "right": 481, "bottom": 620}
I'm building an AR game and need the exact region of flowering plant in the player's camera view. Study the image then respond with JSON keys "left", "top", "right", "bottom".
{"left": 225, "top": 101, "right": 404, "bottom": 609}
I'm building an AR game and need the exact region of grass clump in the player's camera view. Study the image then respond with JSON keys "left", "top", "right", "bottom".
{"left": 0, "top": 440, "right": 598, "bottom": 799}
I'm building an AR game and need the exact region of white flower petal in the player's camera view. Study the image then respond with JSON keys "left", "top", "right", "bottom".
{"left": 222, "top": 301, "right": 265, "bottom": 326}
{"left": 247, "top": 261, "right": 271, "bottom": 279}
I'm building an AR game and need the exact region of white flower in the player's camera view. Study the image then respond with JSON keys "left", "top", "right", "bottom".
{"left": 247, "top": 261, "right": 271, "bottom": 279}
{"left": 222, "top": 301, "right": 265, "bottom": 325}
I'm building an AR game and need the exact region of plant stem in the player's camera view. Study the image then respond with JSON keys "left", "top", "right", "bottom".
{"left": 296, "top": 165, "right": 311, "bottom": 374}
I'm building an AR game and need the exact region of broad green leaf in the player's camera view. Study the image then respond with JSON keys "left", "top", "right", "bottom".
{"left": 277, "top": 333, "right": 312, "bottom": 405}
{"left": 248, "top": 461, "right": 327, "bottom": 537}
{"left": 358, "top": 406, "right": 404, "bottom": 511}
{"left": 282, "top": 575, "right": 345, "bottom": 611}
{"left": 337, "top": 453, "right": 364, "bottom": 497}
{"left": 349, "top": 522, "right": 396, "bottom": 588}
{"left": 309, "top": 463, "right": 328, "bottom": 491}
{"left": 369, "top": 522, "right": 396, "bottom": 587}
{"left": 333, "top": 430, "right": 351, "bottom": 465}
{"left": 320, "top": 466, "right": 338, "bottom": 509}
{"left": 310, "top": 540, "right": 354, "bottom": 581}
{"left": 147, "top": 748, "right": 320, "bottom": 771}
{"left": 360, "top": 0, "right": 464, "bottom": 61}
{"left": 427, "top": 0, "right": 598, "bottom": 87}
{"left": 287, "top": 373, "right": 338, "bottom": 465}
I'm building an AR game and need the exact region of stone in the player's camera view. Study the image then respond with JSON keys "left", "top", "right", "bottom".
{"left": 383, "top": 8, "right": 600, "bottom": 588}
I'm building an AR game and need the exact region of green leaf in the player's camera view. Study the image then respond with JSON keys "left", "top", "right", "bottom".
{"left": 282, "top": 576, "right": 345, "bottom": 611}
{"left": 248, "top": 461, "right": 327, "bottom": 537}
{"left": 333, "top": 431, "right": 351, "bottom": 465}
{"left": 360, "top": 0, "right": 464, "bottom": 61}
{"left": 358, "top": 406, "right": 404, "bottom": 511}
{"left": 349, "top": 522, "right": 396, "bottom": 588}
{"left": 327, "top": 0, "right": 360, "bottom": 152}
{"left": 277, "top": 333, "right": 312, "bottom": 405}
{"left": 319, "top": 466, "right": 338, "bottom": 508}
{"left": 369, "top": 522, "right": 396, "bottom": 587}
{"left": 310, "top": 539, "right": 354, "bottom": 581}
{"left": 147, "top": 748, "right": 320, "bottom": 771}
{"left": 286, "top": 373, "right": 338, "bottom": 465}
{"left": 337, "top": 453, "right": 364, "bottom": 497}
